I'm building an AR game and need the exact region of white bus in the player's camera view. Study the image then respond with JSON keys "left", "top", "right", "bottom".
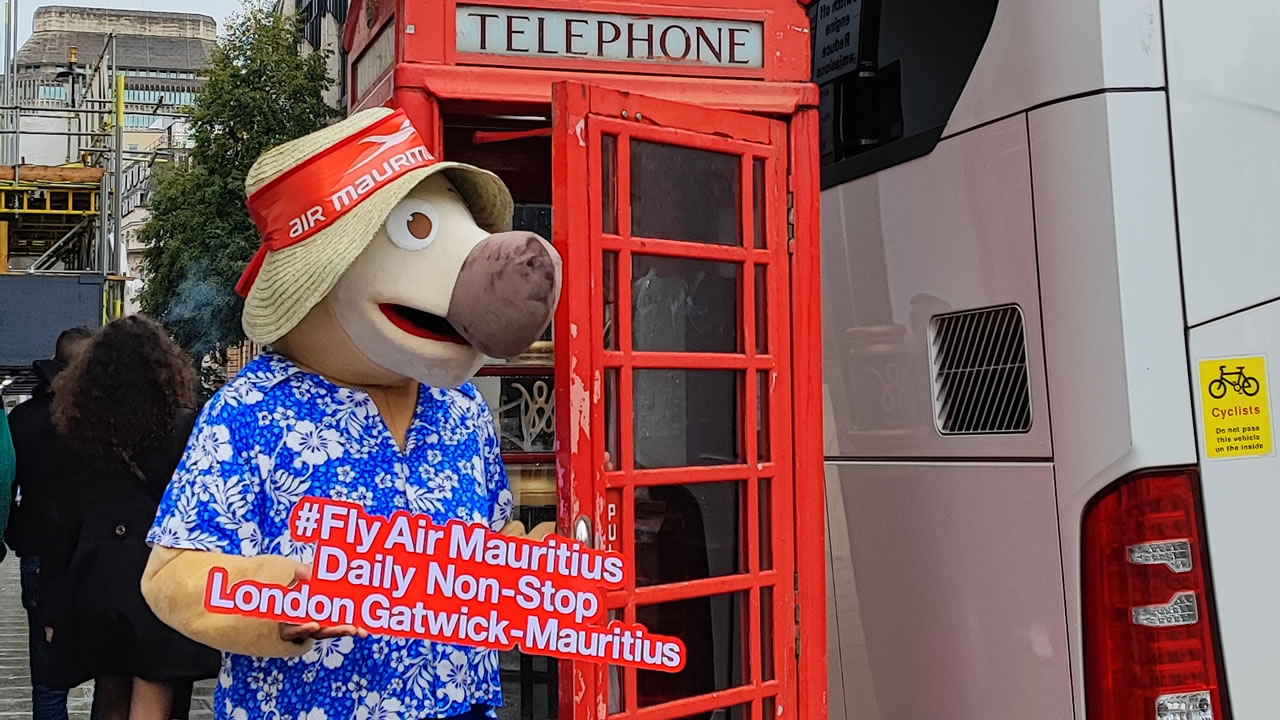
{"left": 818, "top": 1, "right": 1277, "bottom": 718}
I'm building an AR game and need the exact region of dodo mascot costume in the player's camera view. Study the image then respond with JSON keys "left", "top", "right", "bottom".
{"left": 140, "top": 107, "right": 562, "bottom": 720}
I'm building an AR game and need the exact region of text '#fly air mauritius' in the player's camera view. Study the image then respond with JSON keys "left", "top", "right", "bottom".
{"left": 203, "top": 497, "right": 688, "bottom": 672}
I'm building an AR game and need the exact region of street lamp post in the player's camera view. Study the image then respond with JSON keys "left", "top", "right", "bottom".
{"left": 55, "top": 46, "right": 85, "bottom": 165}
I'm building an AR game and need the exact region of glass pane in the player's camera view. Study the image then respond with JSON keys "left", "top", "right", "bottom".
{"left": 505, "top": 464, "right": 557, "bottom": 526}
{"left": 631, "top": 139, "right": 741, "bottom": 246}
{"left": 633, "top": 255, "right": 741, "bottom": 353}
{"left": 758, "top": 478, "right": 773, "bottom": 572}
{"left": 605, "top": 368, "right": 619, "bottom": 470}
{"left": 474, "top": 375, "right": 555, "bottom": 453}
{"left": 637, "top": 592, "right": 747, "bottom": 707}
{"left": 672, "top": 706, "right": 749, "bottom": 720}
{"left": 511, "top": 202, "right": 554, "bottom": 361}
{"left": 604, "top": 251, "right": 618, "bottom": 350}
{"left": 514, "top": 202, "right": 553, "bottom": 241}
{"left": 754, "top": 265, "right": 768, "bottom": 354}
{"left": 485, "top": 330, "right": 552, "bottom": 366}
{"left": 634, "top": 369, "right": 742, "bottom": 469}
{"left": 474, "top": 377, "right": 501, "bottom": 428}
{"left": 753, "top": 157, "right": 767, "bottom": 249}
{"left": 757, "top": 371, "right": 771, "bottom": 463}
{"left": 762, "top": 697, "right": 776, "bottom": 720}
{"left": 635, "top": 481, "right": 743, "bottom": 587}
{"left": 497, "top": 463, "right": 560, "bottom": 720}
{"left": 499, "top": 649, "right": 559, "bottom": 720}
{"left": 602, "top": 134, "right": 618, "bottom": 235}
{"left": 760, "top": 586, "right": 775, "bottom": 682}
{"left": 608, "top": 609, "right": 625, "bottom": 714}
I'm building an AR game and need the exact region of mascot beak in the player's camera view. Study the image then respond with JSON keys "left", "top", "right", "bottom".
{"left": 445, "top": 231, "right": 563, "bottom": 359}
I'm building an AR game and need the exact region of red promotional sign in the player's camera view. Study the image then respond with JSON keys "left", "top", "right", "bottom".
{"left": 204, "top": 496, "right": 686, "bottom": 672}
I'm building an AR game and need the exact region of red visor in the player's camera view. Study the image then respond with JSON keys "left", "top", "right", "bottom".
{"left": 236, "top": 110, "right": 435, "bottom": 297}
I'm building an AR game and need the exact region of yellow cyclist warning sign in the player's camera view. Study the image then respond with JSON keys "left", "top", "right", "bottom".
{"left": 1199, "top": 355, "right": 1273, "bottom": 460}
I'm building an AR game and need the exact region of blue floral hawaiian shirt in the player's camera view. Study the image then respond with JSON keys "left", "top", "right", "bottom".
{"left": 148, "top": 351, "right": 514, "bottom": 720}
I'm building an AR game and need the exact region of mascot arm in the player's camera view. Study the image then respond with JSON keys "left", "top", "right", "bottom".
{"left": 141, "top": 545, "right": 314, "bottom": 658}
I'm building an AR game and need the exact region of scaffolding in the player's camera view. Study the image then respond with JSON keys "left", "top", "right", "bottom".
{"left": 0, "top": 31, "right": 127, "bottom": 323}
{"left": 0, "top": 12, "right": 208, "bottom": 394}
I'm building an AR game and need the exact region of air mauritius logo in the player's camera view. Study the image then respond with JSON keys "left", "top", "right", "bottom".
{"left": 238, "top": 110, "right": 435, "bottom": 298}
{"left": 282, "top": 119, "right": 435, "bottom": 241}
{"left": 349, "top": 119, "right": 421, "bottom": 172}
{"left": 329, "top": 120, "right": 434, "bottom": 213}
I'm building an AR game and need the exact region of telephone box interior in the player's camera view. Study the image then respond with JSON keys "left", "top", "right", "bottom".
{"left": 343, "top": 2, "right": 825, "bottom": 719}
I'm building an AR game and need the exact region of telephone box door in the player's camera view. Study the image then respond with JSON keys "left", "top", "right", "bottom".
{"left": 553, "top": 82, "right": 797, "bottom": 720}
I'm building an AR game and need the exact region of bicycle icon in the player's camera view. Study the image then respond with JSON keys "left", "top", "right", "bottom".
{"left": 1209, "top": 365, "right": 1261, "bottom": 399}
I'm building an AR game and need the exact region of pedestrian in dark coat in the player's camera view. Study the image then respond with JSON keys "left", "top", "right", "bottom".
{"left": 8, "top": 330, "right": 93, "bottom": 560}
{"left": 41, "top": 315, "right": 219, "bottom": 720}
{"left": 6, "top": 326, "right": 93, "bottom": 720}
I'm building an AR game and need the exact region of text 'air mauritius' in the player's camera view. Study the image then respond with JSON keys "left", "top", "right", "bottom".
{"left": 203, "top": 497, "right": 687, "bottom": 672}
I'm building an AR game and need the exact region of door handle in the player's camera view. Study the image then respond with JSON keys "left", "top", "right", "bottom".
{"left": 573, "top": 515, "right": 593, "bottom": 548}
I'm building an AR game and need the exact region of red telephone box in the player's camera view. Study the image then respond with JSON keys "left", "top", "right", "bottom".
{"left": 343, "top": 3, "right": 824, "bottom": 719}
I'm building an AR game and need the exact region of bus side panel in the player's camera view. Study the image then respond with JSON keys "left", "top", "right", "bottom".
{"left": 945, "top": 0, "right": 1165, "bottom": 137}
{"left": 1028, "top": 91, "right": 1197, "bottom": 717}
{"left": 825, "top": 462, "right": 1071, "bottom": 720}
{"left": 1189, "top": 308, "right": 1280, "bottom": 720}
{"left": 825, "top": 468, "right": 872, "bottom": 720}
{"left": 820, "top": 116, "right": 1051, "bottom": 460}
{"left": 1165, "top": 0, "right": 1280, "bottom": 325}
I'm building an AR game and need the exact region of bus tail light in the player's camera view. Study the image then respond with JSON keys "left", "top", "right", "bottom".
{"left": 1082, "top": 468, "right": 1229, "bottom": 720}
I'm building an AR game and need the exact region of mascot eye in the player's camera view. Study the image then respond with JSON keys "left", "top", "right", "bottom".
{"left": 386, "top": 198, "right": 440, "bottom": 251}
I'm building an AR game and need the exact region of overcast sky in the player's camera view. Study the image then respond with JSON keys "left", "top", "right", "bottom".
{"left": 7, "top": 0, "right": 243, "bottom": 48}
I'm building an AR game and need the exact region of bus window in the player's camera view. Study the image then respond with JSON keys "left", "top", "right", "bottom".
{"left": 812, "top": 0, "right": 998, "bottom": 186}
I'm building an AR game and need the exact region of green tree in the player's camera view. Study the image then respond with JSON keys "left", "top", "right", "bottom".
{"left": 139, "top": 2, "right": 341, "bottom": 368}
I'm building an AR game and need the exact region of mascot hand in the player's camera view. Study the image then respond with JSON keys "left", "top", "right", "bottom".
{"left": 279, "top": 564, "right": 370, "bottom": 643}
{"left": 499, "top": 451, "right": 611, "bottom": 543}
{"left": 142, "top": 545, "right": 317, "bottom": 658}
{"left": 500, "top": 520, "right": 558, "bottom": 542}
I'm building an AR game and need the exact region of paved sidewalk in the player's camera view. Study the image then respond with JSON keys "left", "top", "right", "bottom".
{"left": 0, "top": 558, "right": 215, "bottom": 719}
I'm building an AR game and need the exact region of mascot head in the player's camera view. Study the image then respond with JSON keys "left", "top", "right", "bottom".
{"left": 235, "top": 108, "right": 561, "bottom": 389}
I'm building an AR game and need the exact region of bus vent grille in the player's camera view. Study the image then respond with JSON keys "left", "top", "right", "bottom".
{"left": 929, "top": 304, "right": 1032, "bottom": 435}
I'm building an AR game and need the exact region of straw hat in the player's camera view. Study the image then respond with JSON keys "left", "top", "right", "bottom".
{"left": 240, "top": 107, "right": 514, "bottom": 344}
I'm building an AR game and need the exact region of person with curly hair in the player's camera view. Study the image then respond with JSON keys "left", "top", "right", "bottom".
{"left": 41, "top": 315, "right": 219, "bottom": 720}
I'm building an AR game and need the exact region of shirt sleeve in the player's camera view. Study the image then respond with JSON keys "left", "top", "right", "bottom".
{"left": 0, "top": 410, "right": 14, "bottom": 559}
{"left": 147, "top": 398, "right": 266, "bottom": 557}
{"left": 477, "top": 394, "right": 513, "bottom": 532}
